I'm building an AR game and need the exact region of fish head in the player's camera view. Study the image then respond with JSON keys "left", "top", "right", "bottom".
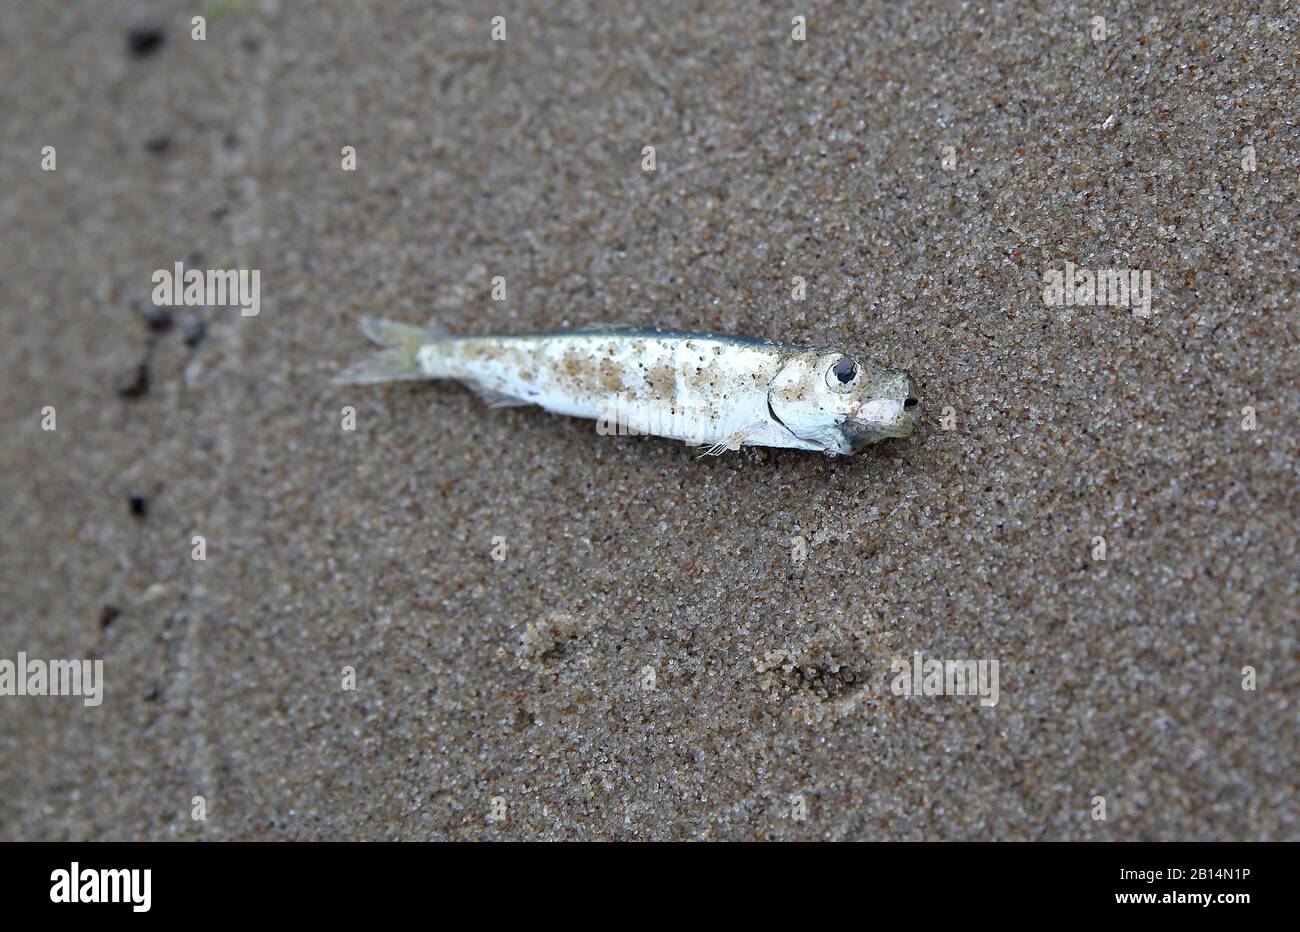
{"left": 768, "top": 350, "right": 919, "bottom": 454}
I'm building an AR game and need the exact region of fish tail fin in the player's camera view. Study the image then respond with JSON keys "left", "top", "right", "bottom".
{"left": 335, "top": 317, "right": 445, "bottom": 386}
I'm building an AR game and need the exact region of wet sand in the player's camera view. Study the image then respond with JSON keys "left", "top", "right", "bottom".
{"left": 0, "top": 0, "right": 1295, "bottom": 839}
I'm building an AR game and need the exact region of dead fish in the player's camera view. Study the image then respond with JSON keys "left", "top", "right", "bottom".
{"left": 337, "top": 318, "right": 919, "bottom": 455}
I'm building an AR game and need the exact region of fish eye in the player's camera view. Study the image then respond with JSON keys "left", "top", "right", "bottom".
{"left": 826, "top": 356, "right": 859, "bottom": 391}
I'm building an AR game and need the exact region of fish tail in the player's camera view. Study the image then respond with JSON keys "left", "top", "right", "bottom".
{"left": 335, "top": 317, "right": 445, "bottom": 386}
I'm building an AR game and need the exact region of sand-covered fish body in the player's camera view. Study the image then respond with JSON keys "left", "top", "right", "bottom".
{"left": 339, "top": 318, "right": 919, "bottom": 455}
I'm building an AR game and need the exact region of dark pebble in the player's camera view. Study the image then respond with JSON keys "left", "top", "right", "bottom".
{"left": 127, "top": 26, "right": 165, "bottom": 59}
{"left": 142, "top": 305, "right": 174, "bottom": 332}
{"left": 99, "top": 605, "right": 121, "bottom": 630}
{"left": 145, "top": 135, "right": 172, "bottom": 155}
{"left": 115, "top": 363, "right": 150, "bottom": 399}
{"left": 128, "top": 495, "right": 148, "bottom": 518}
{"left": 182, "top": 317, "right": 207, "bottom": 348}
{"left": 143, "top": 688, "right": 160, "bottom": 702}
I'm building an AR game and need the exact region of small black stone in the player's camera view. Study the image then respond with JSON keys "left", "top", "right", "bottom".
{"left": 145, "top": 135, "right": 172, "bottom": 155}
{"left": 127, "top": 25, "right": 165, "bottom": 59}
{"left": 99, "top": 605, "right": 121, "bottom": 630}
{"left": 142, "top": 305, "right": 174, "bottom": 332}
{"left": 182, "top": 317, "right": 207, "bottom": 348}
{"left": 128, "top": 495, "right": 148, "bottom": 518}
{"left": 115, "top": 363, "right": 150, "bottom": 399}
{"left": 143, "top": 688, "right": 160, "bottom": 702}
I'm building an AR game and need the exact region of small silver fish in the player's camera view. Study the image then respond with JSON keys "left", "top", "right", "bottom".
{"left": 338, "top": 318, "right": 919, "bottom": 455}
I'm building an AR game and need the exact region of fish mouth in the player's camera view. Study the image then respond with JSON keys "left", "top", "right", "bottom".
{"left": 861, "top": 396, "right": 920, "bottom": 430}
{"left": 883, "top": 404, "right": 921, "bottom": 438}
{"left": 838, "top": 417, "right": 913, "bottom": 450}
{"left": 838, "top": 400, "right": 919, "bottom": 451}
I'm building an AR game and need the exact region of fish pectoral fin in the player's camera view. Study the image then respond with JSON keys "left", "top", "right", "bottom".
{"left": 466, "top": 382, "right": 532, "bottom": 409}
{"left": 696, "top": 428, "right": 751, "bottom": 457}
